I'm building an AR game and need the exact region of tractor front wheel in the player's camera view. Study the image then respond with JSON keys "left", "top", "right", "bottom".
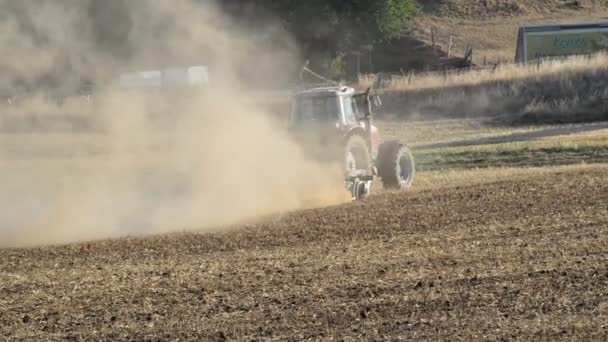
{"left": 344, "top": 134, "right": 373, "bottom": 199}
{"left": 344, "top": 134, "right": 371, "bottom": 177}
{"left": 378, "top": 140, "right": 415, "bottom": 190}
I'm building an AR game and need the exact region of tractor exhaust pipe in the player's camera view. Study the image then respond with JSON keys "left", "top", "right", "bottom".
{"left": 363, "top": 88, "right": 373, "bottom": 158}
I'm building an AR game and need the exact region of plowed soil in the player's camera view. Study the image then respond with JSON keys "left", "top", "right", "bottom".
{"left": 1, "top": 166, "right": 608, "bottom": 341}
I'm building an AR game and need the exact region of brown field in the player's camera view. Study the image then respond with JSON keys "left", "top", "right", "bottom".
{"left": 2, "top": 119, "right": 608, "bottom": 340}
{"left": 1, "top": 166, "right": 607, "bottom": 340}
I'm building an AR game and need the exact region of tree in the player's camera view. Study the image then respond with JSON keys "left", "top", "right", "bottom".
{"left": 267, "top": 0, "right": 419, "bottom": 47}
{"left": 369, "top": 0, "right": 419, "bottom": 41}
{"left": 219, "top": 0, "right": 420, "bottom": 76}
{"left": 250, "top": 0, "right": 419, "bottom": 72}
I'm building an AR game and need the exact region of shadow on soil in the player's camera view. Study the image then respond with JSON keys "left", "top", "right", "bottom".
{"left": 416, "top": 145, "right": 608, "bottom": 171}
{"left": 417, "top": 121, "right": 608, "bottom": 150}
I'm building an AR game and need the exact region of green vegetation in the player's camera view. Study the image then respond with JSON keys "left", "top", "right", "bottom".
{"left": 416, "top": 145, "right": 608, "bottom": 171}
{"left": 221, "top": 0, "right": 420, "bottom": 75}
{"left": 245, "top": 0, "right": 418, "bottom": 43}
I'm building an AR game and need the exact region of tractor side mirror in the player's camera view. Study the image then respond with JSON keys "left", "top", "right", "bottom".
{"left": 353, "top": 93, "right": 371, "bottom": 120}
{"left": 360, "top": 98, "right": 372, "bottom": 120}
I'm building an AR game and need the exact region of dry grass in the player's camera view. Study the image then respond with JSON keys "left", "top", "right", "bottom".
{"left": 360, "top": 53, "right": 608, "bottom": 93}
{"left": 425, "top": 127, "right": 608, "bottom": 154}
{"left": 378, "top": 119, "right": 608, "bottom": 148}
{"left": 378, "top": 119, "right": 608, "bottom": 172}
{"left": 376, "top": 118, "right": 550, "bottom": 147}
{"left": 409, "top": 163, "right": 608, "bottom": 192}
{"left": 366, "top": 57, "right": 608, "bottom": 123}
{"left": 415, "top": 0, "right": 608, "bottom": 64}
{"left": 420, "top": 0, "right": 608, "bottom": 19}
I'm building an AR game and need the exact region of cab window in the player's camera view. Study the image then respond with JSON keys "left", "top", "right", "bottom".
{"left": 293, "top": 96, "right": 340, "bottom": 123}
{"left": 342, "top": 96, "right": 359, "bottom": 123}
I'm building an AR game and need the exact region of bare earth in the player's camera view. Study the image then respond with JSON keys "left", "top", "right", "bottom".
{"left": 1, "top": 164, "right": 607, "bottom": 340}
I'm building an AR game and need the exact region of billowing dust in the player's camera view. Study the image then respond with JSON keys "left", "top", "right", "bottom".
{"left": 0, "top": 1, "right": 350, "bottom": 247}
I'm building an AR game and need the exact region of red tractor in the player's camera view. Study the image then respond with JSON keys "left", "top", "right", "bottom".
{"left": 288, "top": 86, "right": 415, "bottom": 199}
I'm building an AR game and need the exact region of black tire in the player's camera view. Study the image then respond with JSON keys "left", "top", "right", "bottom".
{"left": 344, "top": 134, "right": 371, "bottom": 176}
{"left": 378, "top": 140, "right": 415, "bottom": 189}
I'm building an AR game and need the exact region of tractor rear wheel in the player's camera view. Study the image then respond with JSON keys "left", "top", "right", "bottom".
{"left": 378, "top": 140, "right": 415, "bottom": 189}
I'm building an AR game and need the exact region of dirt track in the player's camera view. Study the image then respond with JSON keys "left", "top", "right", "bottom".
{"left": 1, "top": 166, "right": 608, "bottom": 340}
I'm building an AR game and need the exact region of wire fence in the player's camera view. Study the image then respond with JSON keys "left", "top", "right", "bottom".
{"left": 360, "top": 52, "right": 608, "bottom": 92}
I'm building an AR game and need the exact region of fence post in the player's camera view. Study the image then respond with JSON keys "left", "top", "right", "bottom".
{"left": 447, "top": 36, "right": 453, "bottom": 58}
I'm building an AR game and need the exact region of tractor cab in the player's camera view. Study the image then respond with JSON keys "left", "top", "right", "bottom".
{"left": 288, "top": 86, "right": 381, "bottom": 159}
{"left": 289, "top": 87, "right": 359, "bottom": 126}
{"left": 289, "top": 87, "right": 374, "bottom": 127}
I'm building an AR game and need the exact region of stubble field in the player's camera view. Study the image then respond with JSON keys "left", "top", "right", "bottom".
{"left": 1, "top": 119, "right": 608, "bottom": 340}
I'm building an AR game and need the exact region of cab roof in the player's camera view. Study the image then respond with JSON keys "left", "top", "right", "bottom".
{"left": 297, "top": 86, "right": 355, "bottom": 97}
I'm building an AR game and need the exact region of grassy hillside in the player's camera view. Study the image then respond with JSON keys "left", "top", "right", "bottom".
{"left": 419, "top": 0, "right": 608, "bottom": 19}
{"left": 362, "top": 53, "right": 608, "bottom": 124}
{"left": 413, "top": 0, "right": 608, "bottom": 64}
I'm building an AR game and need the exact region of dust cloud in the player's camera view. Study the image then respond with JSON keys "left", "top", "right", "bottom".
{"left": 0, "top": 0, "right": 350, "bottom": 247}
